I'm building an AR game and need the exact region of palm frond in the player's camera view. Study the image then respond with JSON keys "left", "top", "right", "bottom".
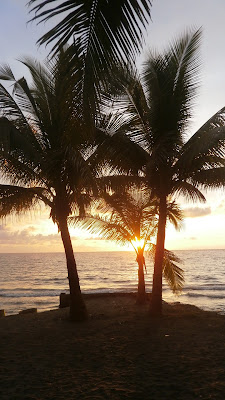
{"left": 146, "top": 244, "right": 184, "bottom": 294}
{"left": 170, "top": 28, "right": 201, "bottom": 109}
{"left": 96, "top": 175, "right": 146, "bottom": 194}
{"left": 28, "top": 1, "right": 152, "bottom": 123}
{"left": 12, "top": 77, "right": 41, "bottom": 121}
{"left": 184, "top": 106, "right": 225, "bottom": 147}
{"left": 0, "top": 155, "right": 39, "bottom": 186}
{"left": 61, "top": 146, "right": 98, "bottom": 196}
{"left": 190, "top": 167, "right": 225, "bottom": 189}
{"left": 28, "top": 1, "right": 151, "bottom": 59}
{"left": 0, "top": 63, "right": 16, "bottom": 81}
{"left": 91, "top": 123, "right": 148, "bottom": 175}
{"left": 162, "top": 249, "right": 184, "bottom": 294}
{"left": 0, "top": 82, "right": 30, "bottom": 126}
{"left": 69, "top": 214, "right": 132, "bottom": 247}
{"left": 171, "top": 181, "right": 206, "bottom": 203}
{"left": 70, "top": 185, "right": 158, "bottom": 248}
{"left": 0, "top": 117, "right": 40, "bottom": 164}
{"left": 166, "top": 201, "right": 183, "bottom": 230}
{"left": 102, "top": 62, "right": 150, "bottom": 146}
{"left": 178, "top": 122, "right": 225, "bottom": 172}
{"left": 142, "top": 28, "right": 202, "bottom": 152}
{"left": 0, "top": 184, "right": 45, "bottom": 217}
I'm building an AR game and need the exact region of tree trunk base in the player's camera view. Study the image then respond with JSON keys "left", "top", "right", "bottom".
{"left": 69, "top": 295, "right": 88, "bottom": 322}
{"left": 149, "top": 294, "right": 163, "bottom": 317}
{"left": 136, "top": 293, "right": 147, "bottom": 305}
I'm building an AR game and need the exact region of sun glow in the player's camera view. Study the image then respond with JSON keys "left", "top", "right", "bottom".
{"left": 131, "top": 237, "right": 145, "bottom": 250}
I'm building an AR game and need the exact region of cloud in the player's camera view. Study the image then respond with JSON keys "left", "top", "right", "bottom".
{"left": 84, "top": 236, "right": 104, "bottom": 241}
{"left": 0, "top": 225, "right": 73, "bottom": 246}
{"left": 216, "top": 199, "right": 225, "bottom": 213}
{"left": 183, "top": 207, "right": 211, "bottom": 218}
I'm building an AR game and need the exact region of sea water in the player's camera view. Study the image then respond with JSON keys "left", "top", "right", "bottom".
{"left": 0, "top": 250, "right": 225, "bottom": 315}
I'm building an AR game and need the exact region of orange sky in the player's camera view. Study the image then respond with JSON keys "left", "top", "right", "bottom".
{"left": 1, "top": 189, "right": 225, "bottom": 252}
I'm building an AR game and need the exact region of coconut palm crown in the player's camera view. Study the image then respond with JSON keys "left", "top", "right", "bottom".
{"left": 0, "top": 48, "right": 97, "bottom": 321}
{"left": 70, "top": 187, "right": 184, "bottom": 304}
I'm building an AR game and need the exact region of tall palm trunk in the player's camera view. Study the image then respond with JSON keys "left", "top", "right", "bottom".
{"left": 149, "top": 195, "right": 167, "bottom": 316}
{"left": 136, "top": 249, "right": 146, "bottom": 304}
{"left": 58, "top": 217, "right": 88, "bottom": 321}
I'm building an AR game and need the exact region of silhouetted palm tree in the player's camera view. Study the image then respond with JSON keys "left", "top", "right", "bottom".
{"left": 93, "top": 28, "right": 225, "bottom": 315}
{"left": 71, "top": 187, "right": 184, "bottom": 304}
{"left": 28, "top": 0, "right": 152, "bottom": 123}
{"left": 0, "top": 48, "right": 97, "bottom": 321}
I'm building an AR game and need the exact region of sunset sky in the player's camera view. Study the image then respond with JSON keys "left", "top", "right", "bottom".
{"left": 0, "top": 0, "right": 225, "bottom": 252}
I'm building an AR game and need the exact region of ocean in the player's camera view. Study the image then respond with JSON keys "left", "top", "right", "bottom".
{"left": 1, "top": 249, "right": 225, "bottom": 316}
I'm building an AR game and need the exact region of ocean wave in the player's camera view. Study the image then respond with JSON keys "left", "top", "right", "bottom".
{"left": 184, "top": 285, "right": 225, "bottom": 291}
{"left": 83, "top": 288, "right": 136, "bottom": 294}
{"left": 0, "top": 288, "right": 67, "bottom": 298}
{"left": 186, "top": 292, "right": 225, "bottom": 299}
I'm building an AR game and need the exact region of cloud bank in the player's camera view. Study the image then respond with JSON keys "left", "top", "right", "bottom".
{"left": 183, "top": 207, "right": 211, "bottom": 218}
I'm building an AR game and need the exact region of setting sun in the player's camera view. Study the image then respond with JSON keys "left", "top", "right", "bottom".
{"left": 131, "top": 237, "right": 145, "bottom": 250}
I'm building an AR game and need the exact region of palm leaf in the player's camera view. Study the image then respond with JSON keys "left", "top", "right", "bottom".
{"left": 103, "top": 62, "right": 150, "bottom": 146}
{"left": 166, "top": 201, "right": 183, "bottom": 230}
{"left": 70, "top": 214, "right": 132, "bottom": 247}
{"left": 183, "top": 106, "right": 225, "bottom": 148}
{"left": 178, "top": 125, "right": 225, "bottom": 172}
{"left": 146, "top": 244, "right": 184, "bottom": 294}
{"left": 0, "top": 184, "right": 46, "bottom": 217}
{"left": 0, "top": 63, "right": 16, "bottom": 81}
{"left": 28, "top": 1, "right": 151, "bottom": 59}
{"left": 171, "top": 180, "right": 206, "bottom": 203}
{"left": 28, "top": 1, "right": 152, "bottom": 122}
{"left": 96, "top": 175, "right": 146, "bottom": 194}
{"left": 142, "top": 28, "right": 202, "bottom": 152}
{"left": 170, "top": 28, "right": 201, "bottom": 107}
{"left": 92, "top": 124, "right": 148, "bottom": 174}
{"left": 162, "top": 249, "right": 184, "bottom": 294}
{"left": 190, "top": 167, "right": 225, "bottom": 189}
{"left": 0, "top": 117, "right": 40, "bottom": 165}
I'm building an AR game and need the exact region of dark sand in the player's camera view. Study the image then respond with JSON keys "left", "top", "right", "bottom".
{"left": 1, "top": 293, "right": 225, "bottom": 399}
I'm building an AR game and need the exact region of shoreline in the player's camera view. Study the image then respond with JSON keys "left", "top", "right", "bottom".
{"left": 3, "top": 290, "right": 225, "bottom": 318}
{"left": 1, "top": 293, "right": 225, "bottom": 399}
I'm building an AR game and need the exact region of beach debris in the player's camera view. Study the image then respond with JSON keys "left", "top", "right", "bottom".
{"left": 0, "top": 309, "right": 5, "bottom": 317}
{"left": 59, "top": 292, "right": 70, "bottom": 308}
{"left": 19, "top": 308, "right": 37, "bottom": 315}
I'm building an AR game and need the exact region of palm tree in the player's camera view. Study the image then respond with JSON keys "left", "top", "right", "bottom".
{"left": 71, "top": 187, "right": 184, "bottom": 304}
{"left": 0, "top": 48, "right": 97, "bottom": 321}
{"left": 28, "top": 0, "right": 152, "bottom": 124}
{"left": 92, "top": 28, "right": 225, "bottom": 315}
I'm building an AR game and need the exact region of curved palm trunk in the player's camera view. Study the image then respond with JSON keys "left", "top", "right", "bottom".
{"left": 58, "top": 217, "right": 88, "bottom": 322}
{"left": 136, "top": 249, "right": 146, "bottom": 304}
{"left": 149, "top": 195, "right": 167, "bottom": 316}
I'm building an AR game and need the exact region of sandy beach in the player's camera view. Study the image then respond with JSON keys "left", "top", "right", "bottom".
{"left": 1, "top": 293, "right": 225, "bottom": 399}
